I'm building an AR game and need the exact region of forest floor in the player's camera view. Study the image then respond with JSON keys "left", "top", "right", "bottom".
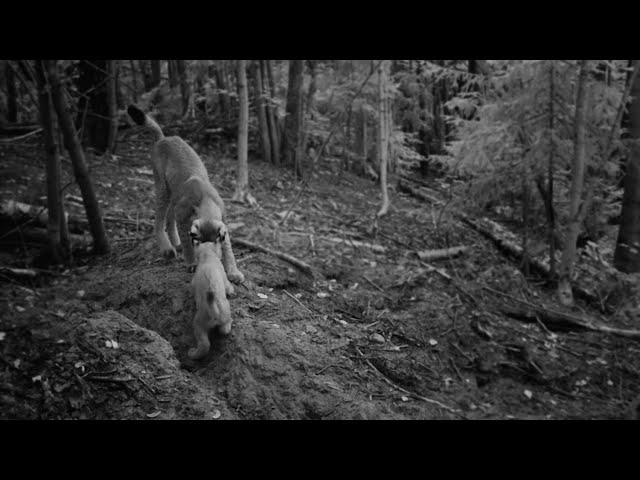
{"left": 1, "top": 125, "right": 640, "bottom": 420}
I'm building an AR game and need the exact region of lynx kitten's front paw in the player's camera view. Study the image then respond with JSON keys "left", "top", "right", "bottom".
{"left": 226, "top": 269, "right": 245, "bottom": 284}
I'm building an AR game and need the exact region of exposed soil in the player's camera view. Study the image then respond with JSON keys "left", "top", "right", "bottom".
{"left": 2, "top": 127, "right": 640, "bottom": 420}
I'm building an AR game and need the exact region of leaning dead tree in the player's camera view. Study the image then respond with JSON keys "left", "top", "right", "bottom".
{"left": 47, "top": 60, "right": 110, "bottom": 254}
{"left": 34, "top": 60, "right": 70, "bottom": 264}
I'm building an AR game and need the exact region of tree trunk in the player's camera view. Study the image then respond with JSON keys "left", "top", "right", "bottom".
{"left": 47, "top": 60, "right": 110, "bottom": 254}
{"left": 282, "top": 60, "right": 304, "bottom": 178}
{"left": 176, "top": 60, "right": 190, "bottom": 116}
{"left": 359, "top": 104, "right": 367, "bottom": 172}
{"left": 222, "top": 62, "right": 235, "bottom": 111}
{"left": 139, "top": 60, "right": 153, "bottom": 91}
{"left": 547, "top": 60, "right": 557, "bottom": 279}
{"left": 168, "top": 60, "right": 178, "bottom": 88}
{"left": 266, "top": 60, "right": 282, "bottom": 142}
{"left": 253, "top": 61, "right": 271, "bottom": 164}
{"left": 614, "top": 59, "right": 640, "bottom": 273}
{"left": 106, "top": 60, "right": 119, "bottom": 155}
{"left": 129, "top": 60, "right": 139, "bottom": 103}
{"left": 35, "top": 60, "right": 70, "bottom": 264}
{"left": 306, "top": 60, "right": 317, "bottom": 119}
{"left": 75, "top": 60, "right": 111, "bottom": 155}
{"left": 114, "top": 61, "right": 124, "bottom": 110}
{"left": 261, "top": 60, "right": 280, "bottom": 165}
{"left": 377, "top": 60, "right": 391, "bottom": 217}
{"left": 5, "top": 61, "right": 18, "bottom": 123}
{"left": 232, "top": 60, "right": 256, "bottom": 206}
{"left": 150, "top": 60, "right": 161, "bottom": 89}
{"left": 557, "top": 60, "right": 591, "bottom": 305}
{"left": 213, "top": 62, "right": 230, "bottom": 117}
{"left": 432, "top": 64, "right": 445, "bottom": 155}
{"left": 300, "top": 60, "right": 318, "bottom": 162}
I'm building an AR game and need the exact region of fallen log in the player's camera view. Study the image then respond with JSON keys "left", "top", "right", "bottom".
{"left": 398, "top": 180, "right": 444, "bottom": 206}
{"left": 232, "top": 237, "right": 314, "bottom": 276}
{"left": 484, "top": 285, "right": 640, "bottom": 340}
{"left": 462, "top": 216, "right": 599, "bottom": 305}
{"left": 0, "top": 266, "right": 37, "bottom": 279}
{"left": 499, "top": 304, "right": 640, "bottom": 341}
{"left": 1, "top": 226, "right": 88, "bottom": 246}
{"left": 416, "top": 245, "right": 469, "bottom": 262}
{"left": 322, "top": 236, "right": 386, "bottom": 253}
{"left": 0, "top": 200, "right": 68, "bottom": 228}
{"left": 397, "top": 181, "right": 601, "bottom": 305}
{"left": 1, "top": 200, "right": 153, "bottom": 235}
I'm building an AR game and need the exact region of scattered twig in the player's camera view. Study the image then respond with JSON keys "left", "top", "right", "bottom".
{"left": 86, "top": 375, "right": 135, "bottom": 384}
{"left": 362, "top": 275, "right": 384, "bottom": 293}
{"left": 450, "top": 341, "right": 475, "bottom": 364}
{"left": 416, "top": 245, "right": 469, "bottom": 262}
{"left": 129, "top": 370, "right": 156, "bottom": 395}
{"left": 449, "top": 358, "right": 464, "bottom": 382}
{"left": 232, "top": 237, "right": 314, "bottom": 276}
{"left": 283, "top": 289, "right": 314, "bottom": 314}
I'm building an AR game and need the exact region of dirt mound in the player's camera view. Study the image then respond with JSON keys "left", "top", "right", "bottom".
{"left": 0, "top": 285, "right": 233, "bottom": 420}
{"left": 79, "top": 242, "right": 419, "bottom": 419}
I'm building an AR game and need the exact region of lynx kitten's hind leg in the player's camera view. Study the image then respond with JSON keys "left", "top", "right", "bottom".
{"left": 188, "top": 316, "right": 211, "bottom": 360}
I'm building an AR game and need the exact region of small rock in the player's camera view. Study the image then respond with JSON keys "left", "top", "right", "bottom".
{"left": 0, "top": 332, "right": 5, "bottom": 341}
{"left": 428, "top": 338, "right": 438, "bottom": 346}
{"left": 76, "top": 290, "right": 86, "bottom": 299}
{"left": 524, "top": 389, "right": 533, "bottom": 399}
{"left": 257, "top": 293, "right": 268, "bottom": 299}
{"left": 211, "top": 410, "right": 221, "bottom": 419}
{"left": 15, "top": 306, "right": 25, "bottom": 313}
{"left": 370, "top": 333, "right": 385, "bottom": 344}
{"left": 317, "top": 292, "right": 329, "bottom": 298}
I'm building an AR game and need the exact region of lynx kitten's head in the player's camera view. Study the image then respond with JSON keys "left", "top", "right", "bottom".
{"left": 190, "top": 219, "right": 227, "bottom": 244}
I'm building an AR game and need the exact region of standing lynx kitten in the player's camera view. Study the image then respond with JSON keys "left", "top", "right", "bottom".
{"left": 189, "top": 241, "right": 235, "bottom": 360}
{"left": 127, "top": 104, "right": 244, "bottom": 282}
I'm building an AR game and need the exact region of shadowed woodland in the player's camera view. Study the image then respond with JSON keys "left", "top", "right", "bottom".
{"left": 1, "top": 59, "right": 640, "bottom": 420}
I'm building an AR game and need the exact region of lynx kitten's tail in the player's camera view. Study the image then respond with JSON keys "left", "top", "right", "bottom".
{"left": 127, "top": 104, "right": 164, "bottom": 141}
